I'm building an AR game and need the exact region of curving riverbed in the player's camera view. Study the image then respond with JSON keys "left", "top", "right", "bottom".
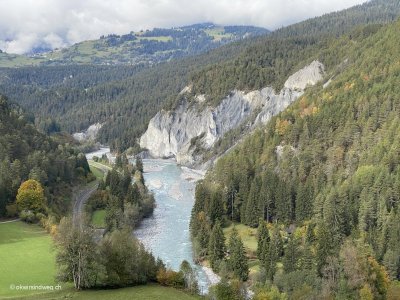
{"left": 134, "top": 159, "right": 210, "bottom": 293}
{"left": 86, "top": 148, "right": 214, "bottom": 293}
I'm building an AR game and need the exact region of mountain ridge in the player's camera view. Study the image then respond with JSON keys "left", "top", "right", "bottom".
{"left": 0, "top": 23, "right": 268, "bottom": 67}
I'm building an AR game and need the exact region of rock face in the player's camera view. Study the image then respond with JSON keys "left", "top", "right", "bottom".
{"left": 73, "top": 123, "right": 103, "bottom": 142}
{"left": 284, "top": 60, "right": 325, "bottom": 90}
{"left": 140, "top": 60, "right": 325, "bottom": 166}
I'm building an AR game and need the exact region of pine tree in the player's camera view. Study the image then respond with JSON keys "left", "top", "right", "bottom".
{"left": 119, "top": 169, "right": 132, "bottom": 197}
{"left": 283, "top": 236, "right": 299, "bottom": 273}
{"left": 208, "top": 221, "right": 225, "bottom": 271}
{"left": 196, "top": 211, "right": 211, "bottom": 252}
{"left": 115, "top": 154, "right": 123, "bottom": 169}
{"left": 125, "top": 183, "right": 141, "bottom": 204}
{"left": 108, "top": 168, "right": 121, "bottom": 197}
{"left": 264, "top": 227, "right": 282, "bottom": 280}
{"left": 275, "top": 180, "right": 293, "bottom": 222}
{"left": 226, "top": 180, "right": 237, "bottom": 221}
{"left": 258, "top": 177, "right": 269, "bottom": 222}
{"left": 257, "top": 220, "right": 270, "bottom": 263}
{"left": 383, "top": 249, "right": 400, "bottom": 280}
{"left": 209, "top": 190, "right": 224, "bottom": 224}
{"left": 136, "top": 157, "right": 144, "bottom": 173}
{"left": 244, "top": 181, "right": 261, "bottom": 228}
{"left": 295, "top": 181, "right": 313, "bottom": 222}
{"left": 228, "top": 227, "right": 249, "bottom": 281}
{"left": 316, "top": 223, "right": 333, "bottom": 275}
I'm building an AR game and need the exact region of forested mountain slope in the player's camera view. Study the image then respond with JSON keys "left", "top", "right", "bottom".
{"left": 140, "top": 0, "right": 400, "bottom": 164}
{"left": 0, "top": 96, "right": 91, "bottom": 217}
{"left": 272, "top": 0, "right": 400, "bottom": 38}
{"left": 188, "top": 0, "right": 400, "bottom": 106}
{"left": 190, "top": 19, "right": 400, "bottom": 299}
{"left": 0, "top": 23, "right": 267, "bottom": 67}
{"left": 1, "top": 0, "right": 400, "bottom": 154}
{"left": 0, "top": 34, "right": 258, "bottom": 152}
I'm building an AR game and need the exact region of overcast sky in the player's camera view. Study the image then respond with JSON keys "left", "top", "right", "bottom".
{"left": 0, "top": 0, "right": 367, "bottom": 54}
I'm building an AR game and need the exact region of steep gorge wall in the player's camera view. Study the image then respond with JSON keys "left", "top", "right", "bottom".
{"left": 140, "top": 61, "right": 325, "bottom": 166}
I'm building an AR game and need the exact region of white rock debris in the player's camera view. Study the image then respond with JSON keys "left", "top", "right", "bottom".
{"left": 73, "top": 123, "right": 103, "bottom": 142}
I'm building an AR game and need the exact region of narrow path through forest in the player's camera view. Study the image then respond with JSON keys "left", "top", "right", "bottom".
{"left": 72, "top": 161, "right": 110, "bottom": 225}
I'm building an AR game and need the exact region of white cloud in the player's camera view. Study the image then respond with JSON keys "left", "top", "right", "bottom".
{"left": 0, "top": 0, "right": 367, "bottom": 54}
{"left": 43, "top": 33, "right": 67, "bottom": 50}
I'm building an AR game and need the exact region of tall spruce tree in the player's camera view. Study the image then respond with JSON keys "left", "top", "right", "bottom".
{"left": 228, "top": 227, "right": 249, "bottom": 281}
{"left": 316, "top": 223, "right": 334, "bottom": 275}
{"left": 244, "top": 181, "right": 261, "bottom": 228}
{"left": 257, "top": 220, "right": 270, "bottom": 263}
{"left": 264, "top": 227, "right": 283, "bottom": 281}
{"left": 283, "top": 236, "right": 299, "bottom": 273}
{"left": 208, "top": 220, "right": 225, "bottom": 271}
{"left": 135, "top": 156, "right": 144, "bottom": 173}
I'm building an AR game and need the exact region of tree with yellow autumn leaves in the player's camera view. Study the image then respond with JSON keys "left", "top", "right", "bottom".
{"left": 16, "top": 179, "right": 46, "bottom": 213}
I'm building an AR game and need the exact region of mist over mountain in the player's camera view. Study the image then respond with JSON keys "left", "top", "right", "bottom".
{"left": 0, "top": 0, "right": 366, "bottom": 55}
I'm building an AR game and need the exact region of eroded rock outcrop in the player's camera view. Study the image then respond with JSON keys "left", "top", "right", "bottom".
{"left": 73, "top": 123, "right": 103, "bottom": 142}
{"left": 140, "top": 61, "right": 325, "bottom": 166}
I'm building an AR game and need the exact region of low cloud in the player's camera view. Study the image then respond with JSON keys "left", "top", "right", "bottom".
{"left": 0, "top": 0, "right": 367, "bottom": 54}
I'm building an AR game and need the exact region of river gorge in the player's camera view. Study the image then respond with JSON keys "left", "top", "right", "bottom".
{"left": 86, "top": 148, "right": 215, "bottom": 293}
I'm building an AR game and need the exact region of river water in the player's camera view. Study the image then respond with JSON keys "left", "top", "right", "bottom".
{"left": 86, "top": 148, "right": 210, "bottom": 293}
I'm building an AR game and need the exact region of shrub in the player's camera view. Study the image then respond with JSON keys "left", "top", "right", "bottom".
{"left": 5, "top": 203, "right": 18, "bottom": 217}
{"left": 75, "top": 166, "right": 86, "bottom": 177}
{"left": 35, "top": 212, "right": 46, "bottom": 223}
{"left": 86, "top": 172, "right": 97, "bottom": 183}
{"left": 20, "top": 210, "right": 37, "bottom": 223}
{"left": 156, "top": 268, "right": 185, "bottom": 288}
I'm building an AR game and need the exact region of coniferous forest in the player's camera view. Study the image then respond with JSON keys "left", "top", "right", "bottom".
{"left": 190, "top": 18, "right": 400, "bottom": 299}
{"left": 0, "top": 96, "right": 91, "bottom": 218}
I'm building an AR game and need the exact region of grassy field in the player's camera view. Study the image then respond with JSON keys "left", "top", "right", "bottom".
{"left": 91, "top": 210, "right": 106, "bottom": 228}
{"left": 137, "top": 36, "right": 173, "bottom": 42}
{"left": 0, "top": 221, "right": 62, "bottom": 298}
{"left": 223, "top": 223, "right": 261, "bottom": 279}
{"left": 89, "top": 161, "right": 112, "bottom": 171}
{"left": 89, "top": 164, "right": 106, "bottom": 180}
{"left": 0, "top": 222, "right": 201, "bottom": 300}
{"left": 0, "top": 53, "right": 40, "bottom": 67}
{"left": 204, "top": 27, "right": 233, "bottom": 41}
{"left": 13, "top": 284, "right": 202, "bottom": 300}
{"left": 223, "top": 223, "right": 258, "bottom": 253}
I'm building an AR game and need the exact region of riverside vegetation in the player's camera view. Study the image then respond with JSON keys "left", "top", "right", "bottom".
{"left": 53, "top": 154, "right": 200, "bottom": 294}
{"left": 0, "top": 97, "right": 199, "bottom": 298}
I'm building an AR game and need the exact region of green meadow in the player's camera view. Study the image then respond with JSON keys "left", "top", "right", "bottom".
{"left": 0, "top": 221, "right": 62, "bottom": 298}
{"left": 91, "top": 210, "right": 106, "bottom": 228}
{"left": 0, "top": 221, "right": 201, "bottom": 300}
{"left": 14, "top": 284, "right": 202, "bottom": 300}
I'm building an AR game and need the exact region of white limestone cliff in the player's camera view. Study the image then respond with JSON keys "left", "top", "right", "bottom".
{"left": 140, "top": 60, "right": 325, "bottom": 166}
{"left": 73, "top": 123, "right": 103, "bottom": 142}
